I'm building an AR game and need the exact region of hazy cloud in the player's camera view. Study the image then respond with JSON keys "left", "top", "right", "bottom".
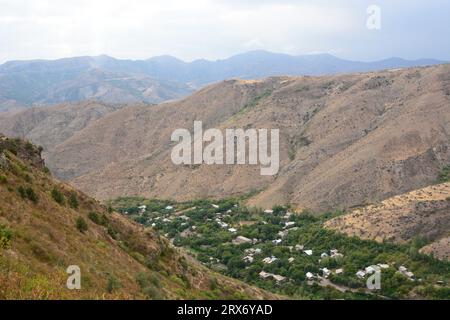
{"left": 0, "top": 0, "right": 449, "bottom": 63}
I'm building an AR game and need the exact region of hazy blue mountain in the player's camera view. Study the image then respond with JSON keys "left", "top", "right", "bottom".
{"left": 0, "top": 50, "right": 446, "bottom": 110}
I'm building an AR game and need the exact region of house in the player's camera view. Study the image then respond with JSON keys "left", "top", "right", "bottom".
{"left": 285, "top": 222, "right": 295, "bottom": 228}
{"left": 288, "top": 257, "right": 295, "bottom": 263}
{"left": 228, "top": 228, "right": 237, "bottom": 233}
{"left": 295, "top": 244, "right": 304, "bottom": 251}
{"left": 306, "top": 272, "right": 315, "bottom": 280}
{"left": 243, "top": 256, "right": 254, "bottom": 263}
{"left": 377, "top": 264, "right": 389, "bottom": 269}
{"left": 262, "top": 256, "right": 278, "bottom": 264}
{"left": 321, "top": 252, "right": 329, "bottom": 259}
{"left": 330, "top": 249, "right": 339, "bottom": 255}
{"left": 356, "top": 270, "right": 366, "bottom": 279}
{"left": 272, "top": 239, "right": 283, "bottom": 245}
{"left": 399, "top": 266, "right": 408, "bottom": 273}
{"left": 165, "top": 206, "right": 174, "bottom": 210}
{"left": 303, "top": 250, "right": 313, "bottom": 256}
{"left": 335, "top": 269, "right": 344, "bottom": 275}
{"left": 212, "top": 204, "right": 220, "bottom": 209}
{"left": 272, "top": 275, "right": 286, "bottom": 283}
{"left": 264, "top": 209, "right": 274, "bottom": 214}
{"left": 321, "top": 268, "right": 331, "bottom": 278}
{"left": 259, "top": 271, "right": 272, "bottom": 279}
{"left": 232, "top": 236, "right": 252, "bottom": 245}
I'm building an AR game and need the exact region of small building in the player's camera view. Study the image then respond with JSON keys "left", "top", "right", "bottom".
{"left": 377, "top": 264, "right": 389, "bottom": 269}
{"left": 272, "top": 239, "right": 283, "bottom": 245}
{"left": 321, "top": 268, "right": 331, "bottom": 278}
{"left": 264, "top": 209, "right": 274, "bottom": 214}
{"left": 212, "top": 204, "right": 220, "bottom": 209}
{"left": 306, "top": 272, "right": 315, "bottom": 280}
{"left": 228, "top": 228, "right": 237, "bottom": 233}
{"left": 272, "top": 275, "right": 286, "bottom": 283}
{"left": 295, "top": 244, "right": 304, "bottom": 251}
{"left": 262, "top": 256, "right": 278, "bottom": 264}
{"left": 356, "top": 270, "right": 366, "bottom": 279}
{"left": 243, "top": 256, "right": 254, "bottom": 263}
{"left": 288, "top": 257, "right": 295, "bottom": 263}
{"left": 165, "top": 206, "right": 174, "bottom": 210}
{"left": 285, "top": 222, "right": 295, "bottom": 228}
{"left": 232, "top": 236, "right": 252, "bottom": 245}
{"left": 303, "top": 250, "right": 313, "bottom": 256}
{"left": 335, "top": 268, "right": 344, "bottom": 275}
{"left": 259, "top": 271, "right": 272, "bottom": 279}
{"left": 321, "top": 252, "right": 329, "bottom": 259}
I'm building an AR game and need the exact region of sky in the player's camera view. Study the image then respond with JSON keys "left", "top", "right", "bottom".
{"left": 0, "top": 0, "right": 449, "bottom": 63}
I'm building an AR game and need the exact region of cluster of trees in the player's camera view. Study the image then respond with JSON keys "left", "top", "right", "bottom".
{"left": 112, "top": 198, "right": 450, "bottom": 300}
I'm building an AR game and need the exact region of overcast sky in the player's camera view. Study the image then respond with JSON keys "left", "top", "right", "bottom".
{"left": 0, "top": 0, "right": 449, "bottom": 63}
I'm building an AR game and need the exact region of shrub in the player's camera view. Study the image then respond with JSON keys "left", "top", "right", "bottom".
{"left": 88, "top": 211, "right": 100, "bottom": 224}
{"left": 438, "top": 165, "right": 450, "bottom": 183}
{"left": 18, "top": 186, "right": 38, "bottom": 203}
{"left": 75, "top": 217, "right": 88, "bottom": 233}
{"left": 25, "top": 187, "right": 38, "bottom": 203}
{"left": 143, "top": 286, "right": 163, "bottom": 300}
{"left": 51, "top": 187, "right": 65, "bottom": 205}
{"left": 69, "top": 192, "right": 79, "bottom": 209}
{"left": 0, "top": 175, "right": 7, "bottom": 184}
{"left": 0, "top": 225, "right": 14, "bottom": 249}
{"left": 17, "top": 186, "right": 26, "bottom": 198}
{"left": 106, "top": 274, "right": 121, "bottom": 293}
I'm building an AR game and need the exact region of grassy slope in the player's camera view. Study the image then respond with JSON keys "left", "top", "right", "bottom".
{"left": 0, "top": 136, "right": 278, "bottom": 300}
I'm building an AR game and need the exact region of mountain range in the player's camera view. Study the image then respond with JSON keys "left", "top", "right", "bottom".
{"left": 0, "top": 51, "right": 446, "bottom": 111}
{"left": 1, "top": 63, "right": 449, "bottom": 213}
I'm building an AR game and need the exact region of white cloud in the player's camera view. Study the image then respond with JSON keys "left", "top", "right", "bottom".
{"left": 0, "top": 0, "right": 448, "bottom": 62}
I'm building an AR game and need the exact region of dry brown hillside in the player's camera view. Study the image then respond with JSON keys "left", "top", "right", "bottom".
{"left": 0, "top": 135, "right": 278, "bottom": 299}
{"left": 2, "top": 64, "right": 450, "bottom": 212}
{"left": 325, "top": 183, "right": 450, "bottom": 260}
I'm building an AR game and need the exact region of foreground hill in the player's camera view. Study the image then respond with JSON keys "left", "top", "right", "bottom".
{"left": 0, "top": 135, "right": 277, "bottom": 299}
{"left": 20, "top": 64, "right": 448, "bottom": 212}
{"left": 325, "top": 183, "right": 450, "bottom": 261}
{"left": 0, "top": 51, "right": 444, "bottom": 110}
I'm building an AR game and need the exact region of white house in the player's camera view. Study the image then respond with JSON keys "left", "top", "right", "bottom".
{"left": 243, "top": 256, "right": 254, "bottom": 263}
{"left": 165, "top": 206, "right": 174, "bottom": 210}
{"left": 321, "top": 268, "right": 331, "bottom": 278}
{"left": 262, "top": 256, "right": 278, "bottom": 264}
{"left": 365, "top": 265, "right": 380, "bottom": 274}
{"left": 264, "top": 209, "right": 274, "bottom": 214}
{"left": 335, "top": 269, "right": 344, "bottom": 275}
{"left": 321, "top": 252, "right": 329, "bottom": 259}
{"left": 356, "top": 270, "right": 366, "bottom": 279}
{"left": 306, "top": 272, "right": 315, "bottom": 280}
{"left": 288, "top": 257, "right": 295, "bottom": 263}
{"left": 228, "top": 228, "right": 237, "bottom": 233}
{"left": 285, "top": 222, "right": 295, "bottom": 228}
{"left": 272, "top": 275, "right": 286, "bottom": 283}
{"left": 212, "top": 204, "right": 220, "bottom": 209}
{"left": 259, "top": 271, "right": 272, "bottom": 279}
{"left": 303, "top": 250, "right": 313, "bottom": 256}
{"left": 295, "top": 244, "right": 304, "bottom": 251}
{"left": 232, "top": 236, "right": 252, "bottom": 245}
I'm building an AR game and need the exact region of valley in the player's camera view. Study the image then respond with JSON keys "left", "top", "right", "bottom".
{"left": 109, "top": 196, "right": 450, "bottom": 300}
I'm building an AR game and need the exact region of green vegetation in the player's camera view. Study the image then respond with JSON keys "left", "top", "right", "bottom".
{"left": 17, "top": 186, "right": 38, "bottom": 203}
{"left": 0, "top": 225, "right": 14, "bottom": 249}
{"left": 75, "top": 217, "right": 88, "bottom": 233}
{"left": 235, "top": 89, "right": 273, "bottom": 116}
{"left": 0, "top": 175, "right": 7, "bottom": 184}
{"left": 68, "top": 192, "right": 79, "bottom": 209}
{"left": 106, "top": 274, "right": 121, "bottom": 293}
{"left": 51, "top": 187, "right": 65, "bottom": 205}
{"left": 438, "top": 165, "right": 450, "bottom": 183}
{"left": 112, "top": 197, "right": 450, "bottom": 300}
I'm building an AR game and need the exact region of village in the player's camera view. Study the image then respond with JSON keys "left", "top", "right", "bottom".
{"left": 112, "top": 197, "right": 448, "bottom": 299}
